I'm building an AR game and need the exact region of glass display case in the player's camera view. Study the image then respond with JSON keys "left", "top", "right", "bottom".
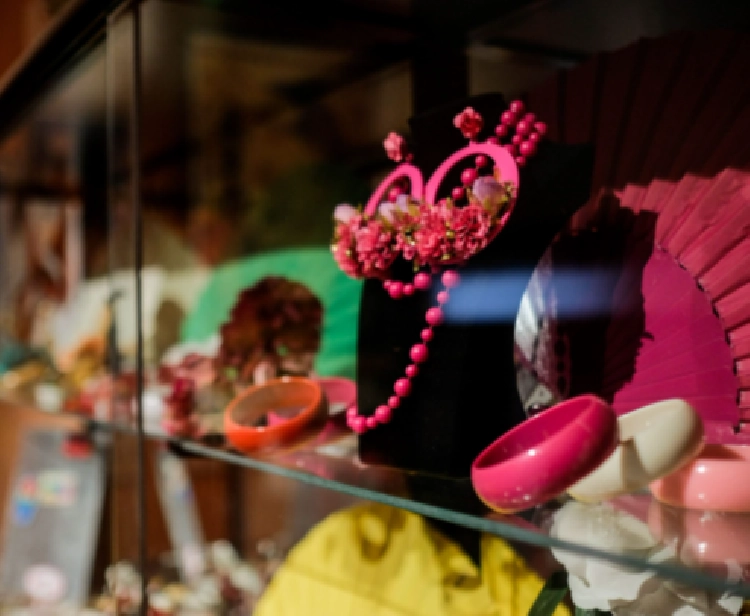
{"left": 1, "top": 0, "right": 750, "bottom": 613}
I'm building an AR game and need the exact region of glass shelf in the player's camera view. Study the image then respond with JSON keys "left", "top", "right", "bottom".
{"left": 2, "top": 389, "right": 749, "bottom": 600}
{"left": 155, "top": 436, "right": 750, "bottom": 600}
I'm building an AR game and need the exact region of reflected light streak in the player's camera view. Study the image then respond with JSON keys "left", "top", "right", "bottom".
{"left": 443, "top": 268, "right": 624, "bottom": 324}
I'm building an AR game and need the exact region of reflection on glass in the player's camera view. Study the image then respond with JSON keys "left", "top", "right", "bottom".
{"left": 549, "top": 498, "right": 746, "bottom": 615}
{"left": 0, "top": 429, "right": 105, "bottom": 608}
{"left": 0, "top": 39, "right": 109, "bottom": 412}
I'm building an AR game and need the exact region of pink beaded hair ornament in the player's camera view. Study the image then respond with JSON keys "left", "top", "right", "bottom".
{"left": 331, "top": 101, "right": 546, "bottom": 433}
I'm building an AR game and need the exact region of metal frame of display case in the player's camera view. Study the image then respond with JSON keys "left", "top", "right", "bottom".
{"left": 0, "top": 0, "right": 123, "bottom": 138}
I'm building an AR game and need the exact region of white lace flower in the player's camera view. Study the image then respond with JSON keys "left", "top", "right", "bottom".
{"left": 550, "top": 501, "right": 742, "bottom": 615}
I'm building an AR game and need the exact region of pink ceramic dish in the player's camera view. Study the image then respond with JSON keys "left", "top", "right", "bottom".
{"left": 471, "top": 395, "right": 618, "bottom": 513}
{"left": 650, "top": 443, "right": 750, "bottom": 512}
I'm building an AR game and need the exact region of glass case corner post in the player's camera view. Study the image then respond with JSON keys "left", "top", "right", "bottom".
{"left": 107, "top": 2, "right": 148, "bottom": 613}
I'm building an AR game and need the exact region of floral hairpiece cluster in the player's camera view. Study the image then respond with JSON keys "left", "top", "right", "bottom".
{"left": 331, "top": 101, "right": 543, "bottom": 434}
{"left": 332, "top": 175, "right": 514, "bottom": 277}
{"left": 331, "top": 106, "right": 529, "bottom": 279}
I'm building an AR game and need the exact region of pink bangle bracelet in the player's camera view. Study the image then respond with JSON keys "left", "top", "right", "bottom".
{"left": 650, "top": 444, "right": 750, "bottom": 512}
{"left": 471, "top": 395, "right": 618, "bottom": 513}
{"left": 315, "top": 377, "right": 356, "bottom": 414}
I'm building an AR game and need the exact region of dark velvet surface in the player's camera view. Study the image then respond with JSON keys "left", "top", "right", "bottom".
{"left": 357, "top": 94, "right": 595, "bottom": 478}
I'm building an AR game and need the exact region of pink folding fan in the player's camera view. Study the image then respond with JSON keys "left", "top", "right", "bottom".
{"left": 513, "top": 29, "right": 750, "bottom": 443}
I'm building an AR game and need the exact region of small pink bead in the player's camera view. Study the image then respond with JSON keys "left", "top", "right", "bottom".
{"left": 519, "top": 141, "right": 536, "bottom": 157}
{"left": 500, "top": 110, "right": 517, "bottom": 126}
{"left": 426, "top": 307, "right": 444, "bottom": 326}
{"left": 534, "top": 122, "right": 547, "bottom": 136}
{"left": 529, "top": 132, "right": 541, "bottom": 143}
{"left": 388, "top": 395, "right": 400, "bottom": 409}
{"left": 475, "top": 154, "right": 488, "bottom": 168}
{"left": 406, "top": 364, "right": 419, "bottom": 378}
{"left": 486, "top": 136, "right": 499, "bottom": 145}
{"left": 451, "top": 186, "right": 464, "bottom": 201}
{"left": 388, "top": 281, "right": 403, "bottom": 299}
{"left": 351, "top": 416, "right": 367, "bottom": 433}
{"left": 366, "top": 416, "right": 378, "bottom": 430}
{"left": 523, "top": 112, "right": 536, "bottom": 124}
{"left": 414, "top": 272, "right": 431, "bottom": 290}
{"left": 460, "top": 168, "right": 478, "bottom": 186}
{"left": 516, "top": 156, "right": 527, "bottom": 167}
{"left": 383, "top": 280, "right": 392, "bottom": 291}
{"left": 394, "top": 378, "right": 411, "bottom": 397}
{"left": 388, "top": 187, "right": 403, "bottom": 201}
{"left": 442, "top": 270, "right": 460, "bottom": 288}
{"left": 512, "top": 134, "right": 523, "bottom": 146}
{"left": 515, "top": 120, "right": 530, "bottom": 135}
{"left": 509, "top": 100, "right": 524, "bottom": 114}
{"left": 420, "top": 328, "right": 434, "bottom": 342}
{"left": 410, "top": 344, "right": 428, "bottom": 364}
{"left": 403, "top": 283, "right": 414, "bottom": 296}
{"left": 346, "top": 406, "right": 358, "bottom": 419}
{"left": 494, "top": 124, "right": 508, "bottom": 138}
{"left": 437, "top": 291, "right": 449, "bottom": 304}
{"left": 375, "top": 405, "right": 392, "bottom": 423}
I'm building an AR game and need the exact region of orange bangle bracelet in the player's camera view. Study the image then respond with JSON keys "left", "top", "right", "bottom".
{"left": 224, "top": 377, "right": 327, "bottom": 452}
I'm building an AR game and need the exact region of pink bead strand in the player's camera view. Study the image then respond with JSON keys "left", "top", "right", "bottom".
{"left": 384, "top": 271, "right": 435, "bottom": 299}
{"left": 461, "top": 168, "right": 478, "bottom": 186}
{"left": 344, "top": 100, "right": 544, "bottom": 434}
{"left": 509, "top": 100, "right": 524, "bottom": 114}
{"left": 346, "top": 270, "right": 460, "bottom": 433}
{"left": 500, "top": 110, "right": 516, "bottom": 126}
{"left": 490, "top": 100, "right": 544, "bottom": 159}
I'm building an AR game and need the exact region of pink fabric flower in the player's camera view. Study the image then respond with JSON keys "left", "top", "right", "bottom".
{"left": 332, "top": 215, "right": 397, "bottom": 278}
{"left": 332, "top": 215, "right": 363, "bottom": 278}
{"left": 379, "top": 195, "right": 410, "bottom": 222}
{"left": 354, "top": 219, "right": 397, "bottom": 276}
{"left": 331, "top": 175, "right": 511, "bottom": 274}
{"left": 406, "top": 200, "right": 499, "bottom": 265}
{"left": 413, "top": 207, "right": 451, "bottom": 263}
{"left": 334, "top": 203, "right": 357, "bottom": 223}
{"left": 383, "top": 132, "right": 408, "bottom": 162}
{"left": 451, "top": 204, "right": 493, "bottom": 260}
{"left": 394, "top": 233, "right": 418, "bottom": 261}
{"left": 332, "top": 246, "right": 361, "bottom": 279}
{"left": 471, "top": 177, "right": 510, "bottom": 213}
{"left": 453, "top": 107, "right": 484, "bottom": 140}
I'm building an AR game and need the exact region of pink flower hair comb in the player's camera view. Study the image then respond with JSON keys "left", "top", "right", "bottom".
{"left": 331, "top": 101, "right": 547, "bottom": 433}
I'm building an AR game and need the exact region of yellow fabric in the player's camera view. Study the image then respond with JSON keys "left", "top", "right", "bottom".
{"left": 255, "top": 503, "right": 570, "bottom": 616}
